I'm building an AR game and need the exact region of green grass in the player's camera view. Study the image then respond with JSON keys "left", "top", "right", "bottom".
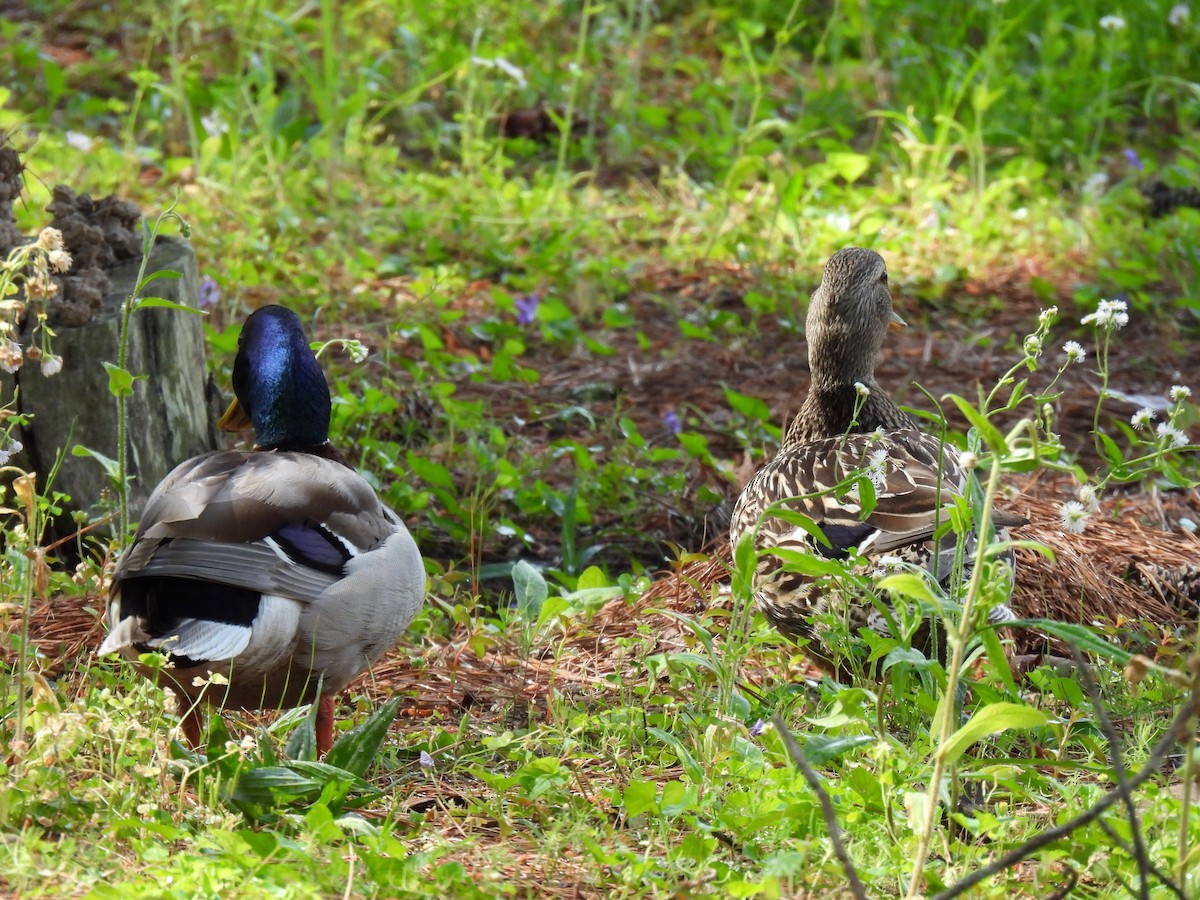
{"left": 3, "top": 0, "right": 1200, "bottom": 896}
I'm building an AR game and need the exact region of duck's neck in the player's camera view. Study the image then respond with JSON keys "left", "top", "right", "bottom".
{"left": 257, "top": 439, "right": 354, "bottom": 469}
{"left": 783, "top": 380, "right": 917, "bottom": 448}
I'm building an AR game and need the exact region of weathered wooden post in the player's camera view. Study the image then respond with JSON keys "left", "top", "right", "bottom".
{"left": 4, "top": 236, "right": 221, "bottom": 522}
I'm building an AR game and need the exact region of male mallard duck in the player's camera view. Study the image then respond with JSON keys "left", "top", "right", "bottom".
{"left": 99, "top": 305, "right": 425, "bottom": 752}
{"left": 730, "top": 247, "right": 1022, "bottom": 676}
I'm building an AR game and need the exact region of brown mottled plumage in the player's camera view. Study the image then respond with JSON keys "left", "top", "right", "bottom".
{"left": 731, "top": 248, "right": 1020, "bottom": 676}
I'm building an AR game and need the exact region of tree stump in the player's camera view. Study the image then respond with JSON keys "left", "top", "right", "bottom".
{"left": 4, "top": 237, "right": 221, "bottom": 523}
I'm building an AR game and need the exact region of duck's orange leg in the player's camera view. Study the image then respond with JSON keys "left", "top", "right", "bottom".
{"left": 316, "top": 694, "right": 336, "bottom": 755}
{"left": 181, "top": 705, "right": 205, "bottom": 748}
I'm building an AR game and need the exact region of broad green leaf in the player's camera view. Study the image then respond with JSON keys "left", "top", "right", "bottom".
{"left": 576, "top": 565, "right": 607, "bottom": 591}
{"left": 801, "top": 734, "right": 875, "bottom": 766}
{"left": 826, "top": 151, "right": 870, "bottom": 183}
{"left": 228, "top": 767, "right": 322, "bottom": 804}
{"left": 102, "top": 362, "right": 142, "bottom": 398}
{"left": 512, "top": 559, "right": 548, "bottom": 623}
{"left": 324, "top": 696, "right": 403, "bottom": 778}
{"left": 623, "top": 779, "right": 658, "bottom": 818}
{"left": 722, "top": 385, "right": 772, "bottom": 422}
{"left": 939, "top": 702, "right": 1049, "bottom": 765}
{"left": 877, "top": 573, "right": 938, "bottom": 605}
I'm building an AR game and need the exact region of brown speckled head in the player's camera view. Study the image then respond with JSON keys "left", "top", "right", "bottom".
{"left": 805, "top": 247, "right": 903, "bottom": 389}
{"left": 785, "top": 247, "right": 914, "bottom": 446}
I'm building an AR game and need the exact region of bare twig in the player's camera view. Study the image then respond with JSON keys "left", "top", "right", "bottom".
{"left": 773, "top": 714, "right": 867, "bottom": 900}
{"left": 932, "top": 701, "right": 1197, "bottom": 900}
{"left": 1070, "top": 645, "right": 1152, "bottom": 900}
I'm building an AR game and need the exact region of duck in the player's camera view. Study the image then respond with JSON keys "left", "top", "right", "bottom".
{"left": 99, "top": 305, "right": 425, "bottom": 753}
{"left": 729, "top": 247, "right": 1023, "bottom": 677}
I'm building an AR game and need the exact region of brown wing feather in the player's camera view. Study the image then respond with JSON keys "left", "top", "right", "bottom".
{"left": 116, "top": 450, "right": 398, "bottom": 604}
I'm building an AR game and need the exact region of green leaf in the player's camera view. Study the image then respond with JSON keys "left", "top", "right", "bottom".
{"left": 228, "top": 767, "right": 323, "bottom": 805}
{"left": 877, "top": 573, "right": 939, "bottom": 606}
{"left": 647, "top": 726, "right": 705, "bottom": 784}
{"left": 1096, "top": 432, "right": 1124, "bottom": 467}
{"left": 71, "top": 445, "right": 121, "bottom": 484}
{"left": 762, "top": 505, "right": 832, "bottom": 548}
{"left": 136, "top": 295, "right": 206, "bottom": 315}
{"left": 801, "top": 734, "right": 875, "bottom": 766}
{"left": 1005, "top": 619, "right": 1134, "bottom": 666}
{"left": 134, "top": 269, "right": 182, "bottom": 291}
{"left": 576, "top": 566, "right": 608, "bottom": 591}
{"left": 939, "top": 702, "right": 1049, "bottom": 765}
{"left": 512, "top": 559, "right": 548, "bottom": 623}
{"left": 623, "top": 778, "right": 658, "bottom": 818}
{"left": 947, "top": 394, "right": 1006, "bottom": 455}
{"left": 102, "top": 362, "right": 144, "bottom": 398}
{"left": 324, "top": 697, "right": 403, "bottom": 779}
{"left": 826, "top": 151, "right": 871, "bottom": 183}
{"left": 722, "top": 385, "right": 772, "bottom": 422}
{"left": 285, "top": 706, "right": 318, "bottom": 761}
{"left": 770, "top": 547, "right": 847, "bottom": 578}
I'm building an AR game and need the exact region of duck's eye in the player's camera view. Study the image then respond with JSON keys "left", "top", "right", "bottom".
{"left": 879, "top": 272, "right": 888, "bottom": 285}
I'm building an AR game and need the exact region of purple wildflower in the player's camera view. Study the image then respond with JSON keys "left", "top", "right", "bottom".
{"left": 749, "top": 718, "right": 767, "bottom": 737}
{"left": 515, "top": 294, "right": 540, "bottom": 325}
{"left": 1123, "top": 148, "right": 1144, "bottom": 171}
{"left": 419, "top": 750, "right": 435, "bottom": 769}
{"left": 198, "top": 276, "right": 221, "bottom": 309}
{"left": 663, "top": 409, "right": 682, "bottom": 434}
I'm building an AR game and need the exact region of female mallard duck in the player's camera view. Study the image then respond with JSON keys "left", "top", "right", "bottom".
{"left": 730, "top": 247, "right": 1022, "bottom": 677}
{"left": 99, "top": 305, "right": 425, "bottom": 752}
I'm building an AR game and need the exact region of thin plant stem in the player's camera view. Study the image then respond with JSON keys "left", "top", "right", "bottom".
{"left": 905, "top": 453, "right": 1004, "bottom": 898}
{"left": 1176, "top": 619, "right": 1200, "bottom": 887}
{"left": 116, "top": 200, "right": 186, "bottom": 540}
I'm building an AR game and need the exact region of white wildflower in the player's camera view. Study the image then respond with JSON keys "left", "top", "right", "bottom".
{"left": 958, "top": 451, "right": 979, "bottom": 470}
{"left": 1012, "top": 207, "right": 1028, "bottom": 220}
{"left": 1099, "top": 14, "right": 1126, "bottom": 31}
{"left": 64, "top": 131, "right": 94, "bottom": 152}
{"left": 0, "top": 438, "right": 23, "bottom": 466}
{"left": 1169, "top": 4, "right": 1190, "bottom": 26}
{"left": 200, "top": 112, "right": 227, "bottom": 137}
{"left": 36, "top": 228, "right": 64, "bottom": 251}
{"left": 1061, "top": 341, "right": 1086, "bottom": 364}
{"left": 48, "top": 249, "right": 72, "bottom": 273}
{"left": 1078, "top": 483, "right": 1101, "bottom": 513}
{"left": 40, "top": 354, "right": 63, "bottom": 377}
{"left": 1131, "top": 408, "right": 1155, "bottom": 429}
{"left": 0, "top": 338, "right": 23, "bottom": 373}
{"left": 471, "top": 56, "right": 527, "bottom": 89}
{"left": 1170, "top": 385, "right": 1192, "bottom": 402}
{"left": 1023, "top": 334, "right": 1043, "bottom": 356}
{"left": 1058, "top": 500, "right": 1090, "bottom": 534}
{"left": 1080, "top": 298, "right": 1129, "bottom": 330}
{"left": 1038, "top": 306, "right": 1059, "bottom": 327}
{"left": 854, "top": 381, "right": 871, "bottom": 399}
{"left": 1082, "top": 172, "right": 1110, "bottom": 197}
{"left": 1156, "top": 422, "right": 1189, "bottom": 449}
{"left": 865, "top": 448, "right": 889, "bottom": 490}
